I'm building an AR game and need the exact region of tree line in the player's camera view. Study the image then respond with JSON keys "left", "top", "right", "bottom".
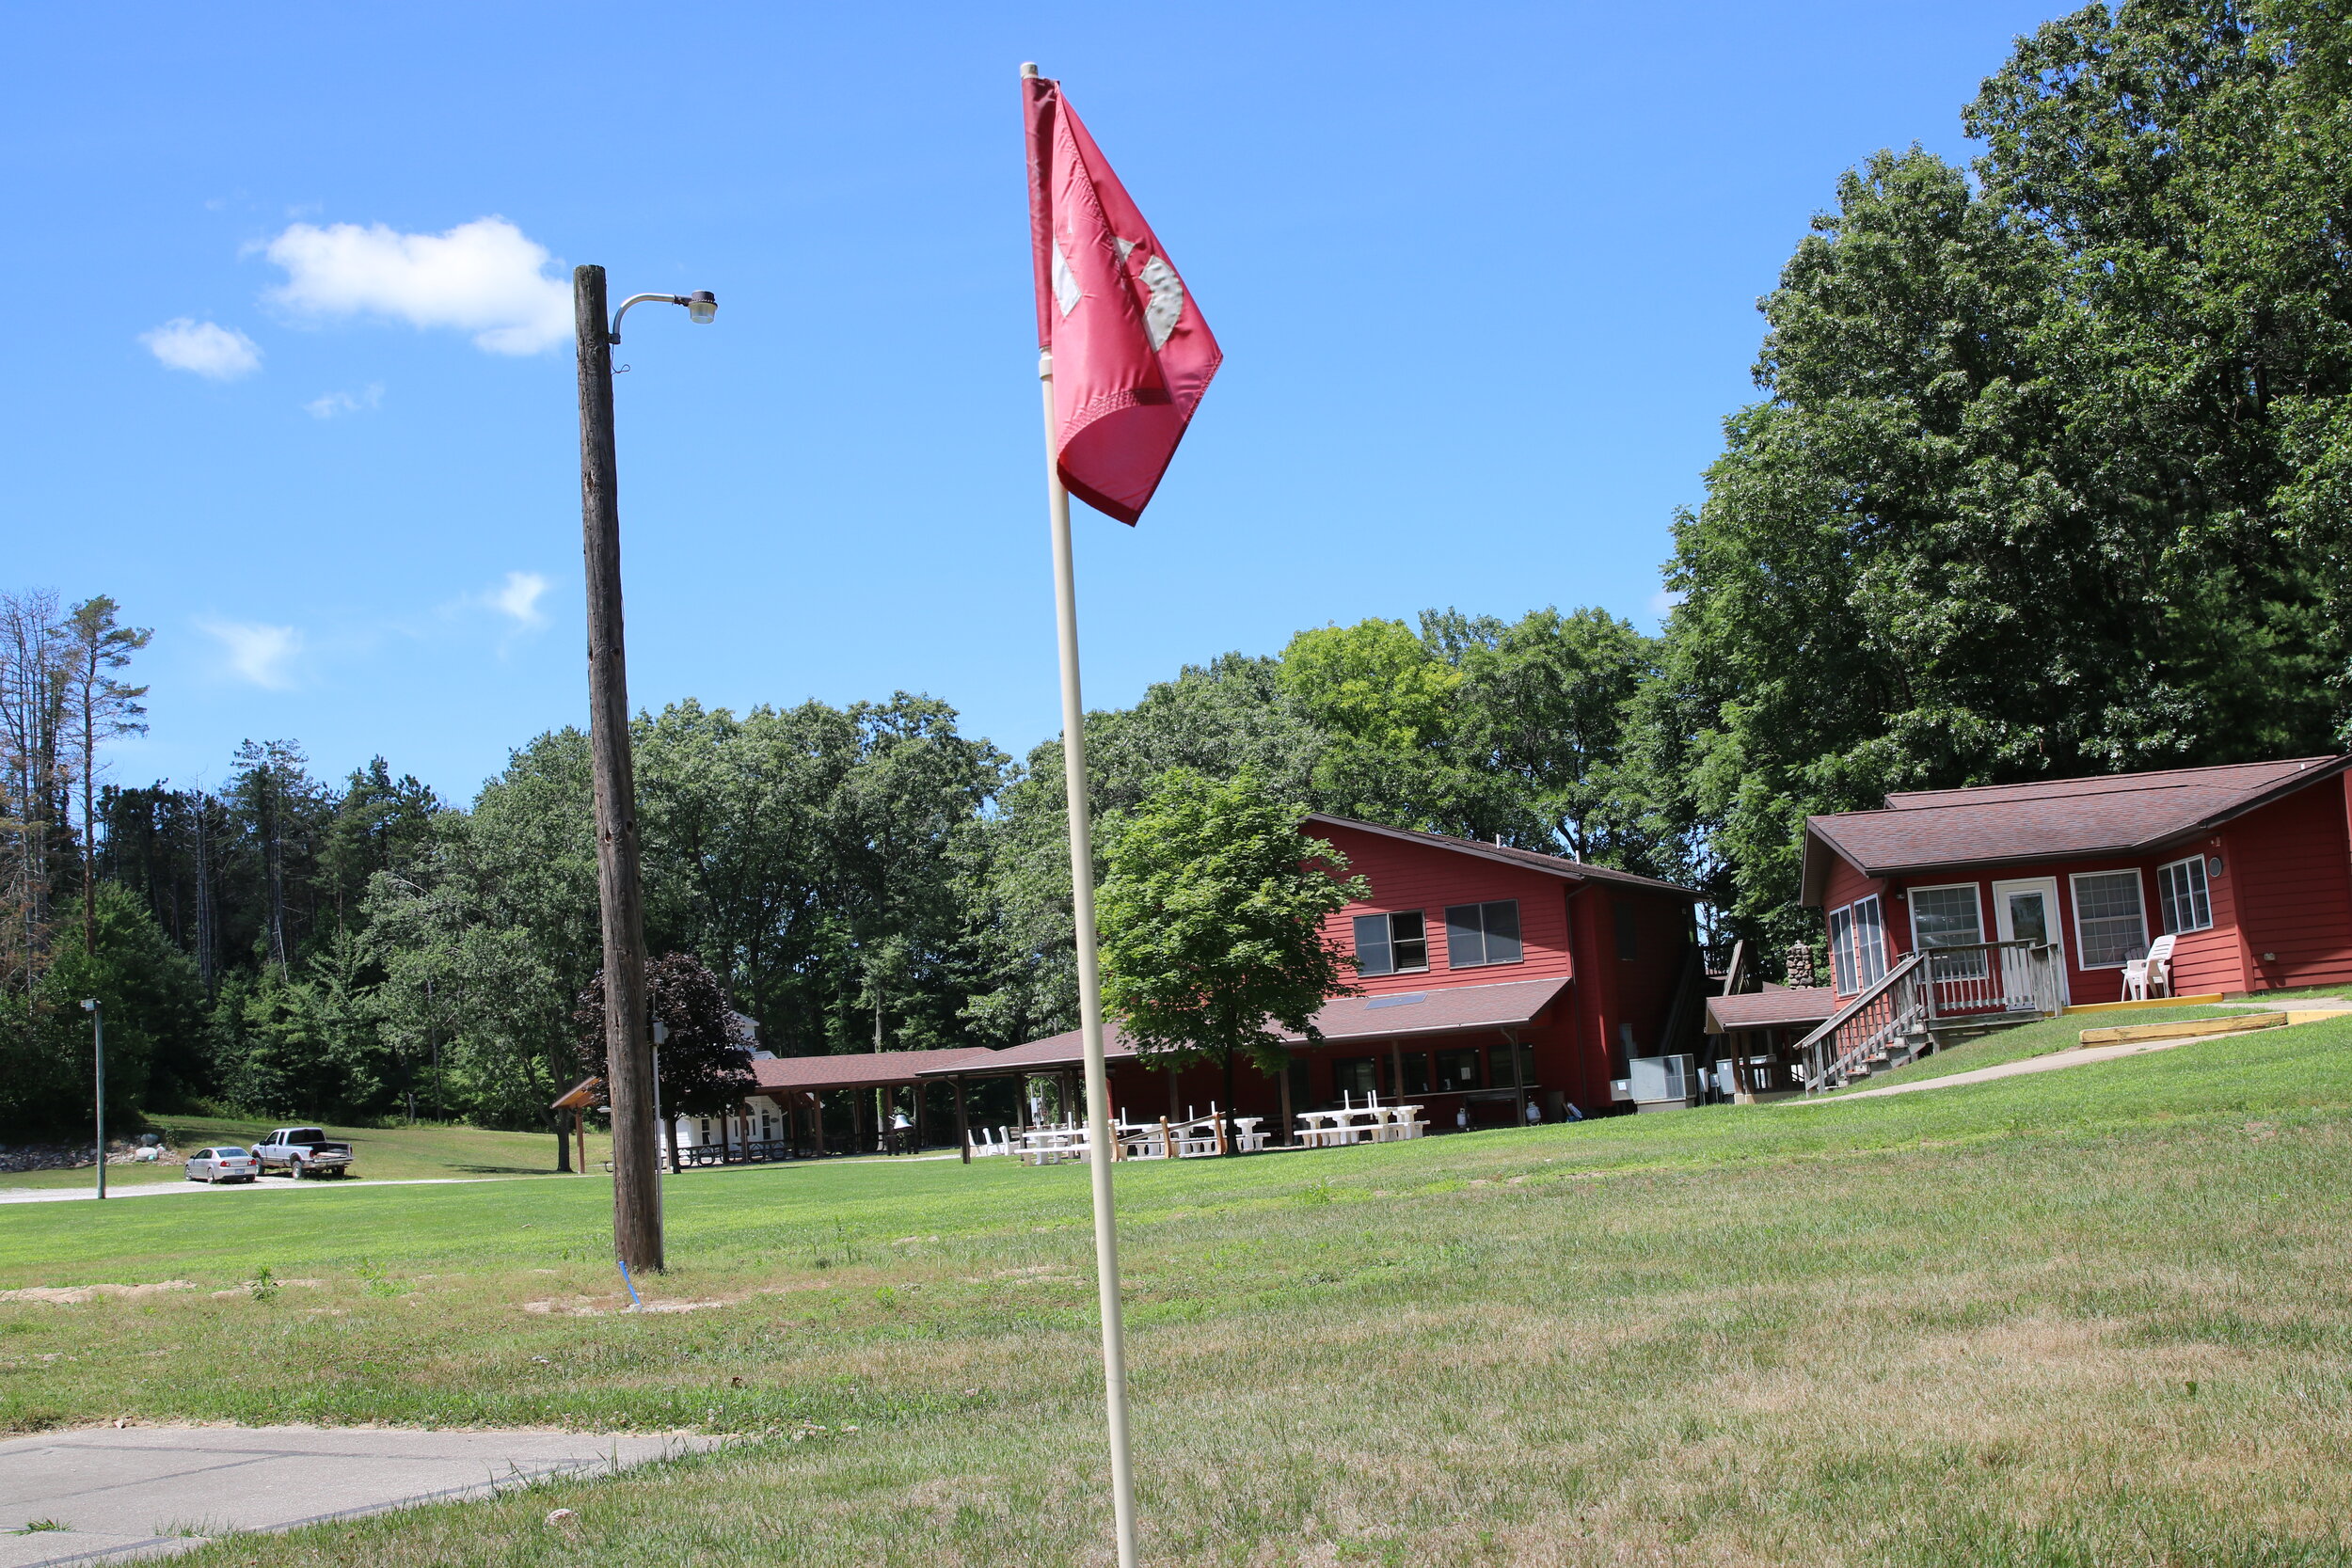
{"left": 23, "top": 0, "right": 2352, "bottom": 1135}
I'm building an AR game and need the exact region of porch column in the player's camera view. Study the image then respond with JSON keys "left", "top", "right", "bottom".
{"left": 914, "top": 1080, "right": 929, "bottom": 1149}
{"left": 1389, "top": 1041, "right": 1403, "bottom": 1102}
{"left": 851, "top": 1085, "right": 867, "bottom": 1154}
{"left": 954, "top": 1079, "right": 970, "bottom": 1164}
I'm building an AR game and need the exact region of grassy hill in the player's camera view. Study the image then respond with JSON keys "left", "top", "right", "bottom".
{"left": 2, "top": 1015, "right": 2347, "bottom": 1566}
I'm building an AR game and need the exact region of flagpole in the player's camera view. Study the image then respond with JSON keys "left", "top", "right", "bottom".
{"left": 1040, "top": 342, "right": 1142, "bottom": 1568}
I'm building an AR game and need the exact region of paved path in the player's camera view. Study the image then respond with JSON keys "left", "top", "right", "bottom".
{"left": 0, "top": 1425, "right": 718, "bottom": 1564}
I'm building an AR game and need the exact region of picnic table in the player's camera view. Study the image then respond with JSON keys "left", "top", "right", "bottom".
{"left": 1293, "top": 1101, "right": 1426, "bottom": 1148}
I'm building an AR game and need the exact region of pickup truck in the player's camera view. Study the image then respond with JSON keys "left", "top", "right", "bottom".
{"left": 251, "top": 1128, "right": 355, "bottom": 1179}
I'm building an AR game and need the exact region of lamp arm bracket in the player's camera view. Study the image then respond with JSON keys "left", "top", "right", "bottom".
{"left": 608, "top": 293, "right": 687, "bottom": 345}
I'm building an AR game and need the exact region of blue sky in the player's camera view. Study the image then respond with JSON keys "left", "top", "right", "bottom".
{"left": 12, "top": 1, "right": 2057, "bottom": 803}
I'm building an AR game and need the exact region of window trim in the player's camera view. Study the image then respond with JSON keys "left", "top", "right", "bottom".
{"left": 1906, "top": 881, "right": 1985, "bottom": 954}
{"left": 1908, "top": 881, "right": 1990, "bottom": 980}
{"left": 2068, "top": 867, "right": 2150, "bottom": 970}
{"left": 1829, "top": 902, "right": 1857, "bottom": 996}
{"left": 1850, "top": 895, "right": 1885, "bottom": 990}
{"left": 1352, "top": 910, "right": 1429, "bottom": 977}
{"left": 1443, "top": 899, "right": 1524, "bottom": 970}
{"left": 2155, "top": 854, "right": 2214, "bottom": 935}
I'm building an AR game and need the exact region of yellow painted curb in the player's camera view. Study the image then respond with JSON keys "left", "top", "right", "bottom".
{"left": 2063, "top": 994, "right": 2226, "bottom": 1015}
{"left": 2078, "top": 1012, "right": 2285, "bottom": 1047}
{"left": 2284, "top": 1008, "right": 2352, "bottom": 1026}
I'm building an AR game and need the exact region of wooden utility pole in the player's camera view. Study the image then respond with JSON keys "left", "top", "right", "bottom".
{"left": 575, "top": 263, "right": 662, "bottom": 1274}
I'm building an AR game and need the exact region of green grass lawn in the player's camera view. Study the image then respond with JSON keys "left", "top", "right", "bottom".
{"left": 5, "top": 1019, "right": 2351, "bottom": 1565}
{"left": 1824, "top": 1003, "right": 2249, "bottom": 1093}
{"left": 0, "top": 1116, "right": 607, "bottom": 1191}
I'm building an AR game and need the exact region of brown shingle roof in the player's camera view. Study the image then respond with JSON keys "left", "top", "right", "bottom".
{"left": 916, "top": 976, "right": 1573, "bottom": 1076}
{"left": 1802, "top": 756, "right": 2350, "bottom": 904}
{"left": 1303, "top": 815, "right": 1699, "bottom": 897}
{"left": 749, "top": 1049, "right": 998, "bottom": 1094}
{"left": 1705, "top": 987, "right": 1836, "bottom": 1034}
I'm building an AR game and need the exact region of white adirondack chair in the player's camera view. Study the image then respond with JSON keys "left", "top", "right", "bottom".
{"left": 2123, "top": 933, "right": 2178, "bottom": 1001}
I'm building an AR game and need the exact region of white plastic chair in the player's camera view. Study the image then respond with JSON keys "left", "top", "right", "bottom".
{"left": 2123, "top": 933, "right": 2178, "bottom": 1000}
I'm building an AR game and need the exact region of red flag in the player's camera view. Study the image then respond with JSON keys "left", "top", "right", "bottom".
{"left": 1025, "top": 71, "right": 1221, "bottom": 525}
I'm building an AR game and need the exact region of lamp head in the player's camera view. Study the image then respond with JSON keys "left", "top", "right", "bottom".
{"left": 686, "top": 291, "right": 717, "bottom": 325}
{"left": 652, "top": 1019, "right": 669, "bottom": 1047}
{"left": 80, "top": 999, "right": 97, "bottom": 1012}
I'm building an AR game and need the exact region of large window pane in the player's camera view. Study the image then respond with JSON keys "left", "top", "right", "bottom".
{"left": 1444, "top": 901, "right": 1522, "bottom": 969}
{"left": 1390, "top": 911, "right": 1428, "bottom": 972}
{"left": 1353, "top": 914, "right": 1392, "bottom": 976}
{"left": 2072, "top": 871, "right": 2148, "bottom": 967}
{"left": 1435, "top": 1048, "right": 1480, "bottom": 1090}
{"left": 1830, "top": 905, "right": 1857, "bottom": 994}
{"left": 1482, "top": 901, "right": 1522, "bottom": 963}
{"left": 1852, "top": 896, "right": 1886, "bottom": 987}
{"left": 1911, "top": 884, "right": 1985, "bottom": 980}
{"left": 2157, "top": 858, "right": 2212, "bottom": 935}
{"left": 1444, "top": 905, "right": 1486, "bottom": 968}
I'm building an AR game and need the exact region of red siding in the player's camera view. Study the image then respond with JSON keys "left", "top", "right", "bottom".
{"left": 2230, "top": 781, "right": 2352, "bottom": 990}
{"left": 1313, "top": 824, "right": 1693, "bottom": 1116}
{"left": 1814, "top": 775, "right": 2352, "bottom": 1001}
{"left": 2167, "top": 829, "right": 2246, "bottom": 996}
{"left": 1315, "top": 823, "right": 1575, "bottom": 994}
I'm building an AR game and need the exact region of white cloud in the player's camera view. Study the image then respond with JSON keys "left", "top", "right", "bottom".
{"left": 305, "top": 383, "right": 384, "bottom": 420}
{"left": 198, "top": 619, "right": 303, "bottom": 689}
{"left": 490, "top": 570, "right": 550, "bottom": 629}
{"left": 262, "top": 216, "right": 570, "bottom": 354}
{"left": 141, "top": 319, "right": 262, "bottom": 379}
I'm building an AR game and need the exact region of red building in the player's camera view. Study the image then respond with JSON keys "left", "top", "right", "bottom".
{"left": 923, "top": 814, "right": 1705, "bottom": 1131}
{"left": 1802, "top": 755, "right": 2352, "bottom": 1007}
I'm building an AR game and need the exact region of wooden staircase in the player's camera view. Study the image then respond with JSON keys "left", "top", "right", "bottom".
{"left": 1794, "top": 942, "right": 2064, "bottom": 1093}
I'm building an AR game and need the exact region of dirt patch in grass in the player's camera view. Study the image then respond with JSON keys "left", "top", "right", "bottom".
{"left": 0, "top": 1280, "right": 198, "bottom": 1304}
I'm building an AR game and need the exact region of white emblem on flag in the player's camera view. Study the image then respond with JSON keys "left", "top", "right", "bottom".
{"left": 1052, "top": 243, "right": 1082, "bottom": 317}
{"left": 1138, "top": 256, "right": 1184, "bottom": 351}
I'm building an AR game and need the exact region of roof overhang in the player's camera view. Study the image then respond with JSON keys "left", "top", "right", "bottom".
{"left": 1799, "top": 755, "right": 2352, "bottom": 906}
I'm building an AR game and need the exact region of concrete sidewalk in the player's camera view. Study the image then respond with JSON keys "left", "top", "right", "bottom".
{"left": 0, "top": 1425, "right": 718, "bottom": 1564}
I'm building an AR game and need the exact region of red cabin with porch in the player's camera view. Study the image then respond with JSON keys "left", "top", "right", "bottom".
{"left": 1802, "top": 756, "right": 2352, "bottom": 1009}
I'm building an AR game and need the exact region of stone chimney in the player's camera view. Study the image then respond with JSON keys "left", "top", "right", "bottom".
{"left": 1784, "top": 943, "right": 1818, "bottom": 990}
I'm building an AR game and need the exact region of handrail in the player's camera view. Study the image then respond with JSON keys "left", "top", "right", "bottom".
{"left": 1791, "top": 951, "right": 1922, "bottom": 1060}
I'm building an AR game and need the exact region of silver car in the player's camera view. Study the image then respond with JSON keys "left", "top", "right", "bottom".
{"left": 184, "top": 1147, "right": 261, "bottom": 1183}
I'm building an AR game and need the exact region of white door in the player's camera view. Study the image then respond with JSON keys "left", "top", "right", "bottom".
{"left": 1991, "top": 877, "right": 2068, "bottom": 1008}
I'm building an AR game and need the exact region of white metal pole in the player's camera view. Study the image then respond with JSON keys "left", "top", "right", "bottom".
{"left": 1041, "top": 348, "right": 1140, "bottom": 1568}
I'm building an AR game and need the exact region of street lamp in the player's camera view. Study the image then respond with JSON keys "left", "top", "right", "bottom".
{"left": 574, "top": 265, "right": 718, "bottom": 1275}
{"left": 80, "top": 1001, "right": 103, "bottom": 1201}
{"left": 609, "top": 291, "right": 719, "bottom": 342}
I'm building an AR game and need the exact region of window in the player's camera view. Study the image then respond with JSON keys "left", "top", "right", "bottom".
{"left": 1444, "top": 901, "right": 1523, "bottom": 968}
{"left": 2156, "top": 855, "right": 2213, "bottom": 934}
{"left": 2070, "top": 870, "right": 2149, "bottom": 968}
{"left": 1352, "top": 911, "right": 1428, "bottom": 976}
{"left": 1851, "top": 897, "right": 1886, "bottom": 988}
{"left": 1828, "top": 896, "right": 1888, "bottom": 996}
{"left": 1332, "top": 1057, "right": 1381, "bottom": 1098}
{"left": 1910, "top": 883, "right": 1988, "bottom": 978}
{"left": 1613, "top": 899, "right": 1638, "bottom": 961}
{"left": 1397, "top": 1052, "right": 1431, "bottom": 1095}
{"left": 1435, "top": 1047, "right": 1482, "bottom": 1090}
{"left": 1487, "top": 1041, "right": 1531, "bottom": 1087}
